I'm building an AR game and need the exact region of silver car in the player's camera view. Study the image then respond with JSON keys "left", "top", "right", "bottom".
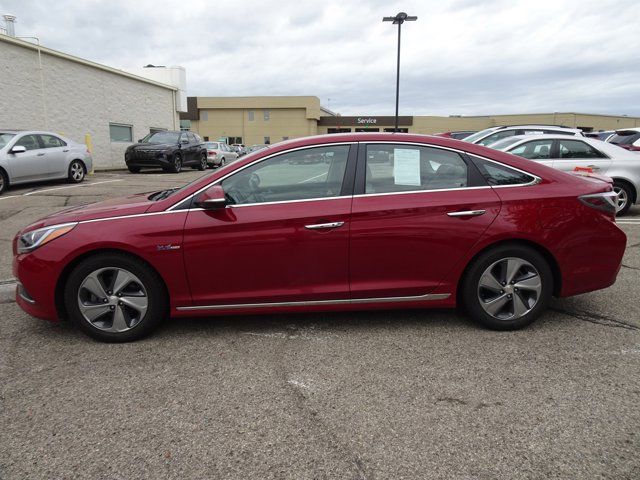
{"left": 203, "top": 141, "right": 238, "bottom": 168}
{"left": 463, "top": 125, "right": 583, "bottom": 146}
{"left": 489, "top": 134, "right": 640, "bottom": 214}
{"left": 0, "top": 130, "right": 93, "bottom": 195}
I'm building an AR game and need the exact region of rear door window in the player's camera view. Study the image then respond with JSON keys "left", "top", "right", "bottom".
{"left": 364, "top": 145, "right": 468, "bottom": 194}
{"left": 39, "top": 135, "right": 67, "bottom": 148}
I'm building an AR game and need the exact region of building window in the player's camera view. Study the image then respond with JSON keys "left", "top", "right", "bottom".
{"left": 204, "top": 136, "right": 209, "bottom": 141}
{"left": 248, "top": 110, "right": 255, "bottom": 121}
{"left": 200, "top": 111, "right": 208, "bottom": 121}
{"left": 383, "top": 128, "right": 409, "bottom": 133}
{"left": 327, "top": 128, "right": 351, "bottom": 134}
{"left": 264, "top": 136, "right": 271, "bottom": 144}
{"left": 109, "top": 123, "right": 133, "bottom": 142}
{"left": 179, "top": 120, "right": 191, "bottom": 131}
{"left": 264, "top": 109, "right": 270, "bottom": 121}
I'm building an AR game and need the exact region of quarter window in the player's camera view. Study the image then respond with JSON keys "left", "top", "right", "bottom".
{"left": 109, "top": 123, "right": 133, "bottom": 142}
{"left": 471, "top": 156, "right": 536, "bottom": 186}
{"left": 558, "top": 140, "right": 606, "bottom": 159}
{"left": 364, "top": 145, "right": 468, "bottom": 194}
{"left": 14, "top": 134, "right": 41, "bottom": 150}
{"left": 39, "top": 134, "right": 67, "bottom": 148}
{"left": 222, "top": 145, "right": 350, "bottom": 205}
{"left": 508, "top": 139, "right": 553, "bottom": 160}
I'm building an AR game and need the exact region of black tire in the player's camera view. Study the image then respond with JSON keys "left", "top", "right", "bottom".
{"left": 613, "top": 181, "right": 633, "bottom": 216}
{"left": 0, "top": 169, "right": 8, "bottom": 195}
{"left": 170, "top": 153, "right": 182, "bottom": 173}
{"left": 218, "top": 157, "right": 226, "bottom": 168}
{"left": 128, "top": 166, "right": 141, "bottom": 174}
{"left": 67, "top": 160, "right": 85, "bottom": 183}
{"left": 197, "top": 152, "right": 207, "bottom": 171}
{"left": 461, "top": 244, "right": 553, "bottom": 331}
{"left": 64, "top": 253, "right": 168, "bottom": 342}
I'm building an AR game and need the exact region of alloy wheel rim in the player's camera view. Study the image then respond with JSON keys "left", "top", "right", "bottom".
{"left": 71, "top": 162, "right": 84, "bottom": 181}
{"left": 175, "top": 156, "right": 182, "bottom": 172}
{"left": 77, "top": 267, "right": 148, "bottom": 332}
{"left": 477, "top": 257, "right": 542, "bottom": 320}
{"left": 614, "top": 186, "right": 627, "bottom": 211}
{"left": 201, "top": 155, "right": 207, "bottom": 169}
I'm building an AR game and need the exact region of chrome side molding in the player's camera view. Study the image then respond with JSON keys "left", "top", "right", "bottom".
{"left": 176, "top": 292, "right": 451, "bottom": 311}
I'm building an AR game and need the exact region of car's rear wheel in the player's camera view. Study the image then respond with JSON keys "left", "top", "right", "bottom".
{"left": 0, "top": 169, "right": 8, "bottom": 195}
{"left": 461, "top": 245, "right": 553, "bottom": 330}
{"left": 170, "top": 153, "right": 182, "bottom": 173}
{"left": 197, "top": 152, "right": 207, "bottom": 171}
{"left": 64, "top": 253, "right": 167, "bottom": 342}
{"left": 68, "top": 160, "right": 85, "bottom": 183}
{"left": 613, "top": 181, "right": 633, "bottom": 216}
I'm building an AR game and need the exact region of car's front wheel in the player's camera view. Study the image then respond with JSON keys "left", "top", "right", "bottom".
{"left": 0, "top": 169, "right": 8, "bottom": 195}
{"left": 68, "top": 160, "right": 85, "bottom": 183}
{"left": 64, "top": 253, "right": 167, "bottom": 342}
{"left": 461, "top": 244, "right": 553, "bottom": 330}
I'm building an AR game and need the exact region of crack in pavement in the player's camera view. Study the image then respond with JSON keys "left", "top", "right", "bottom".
{"left": 551, "top": 306, "right": 639, "bottom": 331}
{"left": 274, "top": 323, "right": 371, "bottom": 480}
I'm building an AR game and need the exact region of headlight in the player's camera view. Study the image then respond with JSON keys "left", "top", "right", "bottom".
{"left": 17, "top": 223, "right": 78, "bottom": 254}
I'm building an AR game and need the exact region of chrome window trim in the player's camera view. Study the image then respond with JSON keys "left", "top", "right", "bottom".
{"left": 176, "top": 292, "right": 451, "bottom": 311}
{"left": 167, "top": 142, "right": 357, "bottom": 211}
{"left": 164, "top": 140, "right": 540, "bottom": 212}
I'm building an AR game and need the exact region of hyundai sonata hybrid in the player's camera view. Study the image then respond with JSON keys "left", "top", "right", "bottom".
{"left": 13, "top": 133, "right": 626, "bottom": 342}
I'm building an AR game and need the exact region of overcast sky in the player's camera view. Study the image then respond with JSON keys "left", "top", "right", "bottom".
{"left": 3, "top": 0, "right": 639, "bottom": 116}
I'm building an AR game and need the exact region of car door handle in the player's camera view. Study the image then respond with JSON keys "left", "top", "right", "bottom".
{"left": 586, "top": 165, "right": 600, "bottom": 171}
{"left": 446, "top": 210, "right": 486, "bottom": 217}
{"left": 37, "top": 153, "right": 45, "bottom": 156}
{"left": 305, "top": 221, "right": 345, "bottom": 230}
{"left": 63, "top": 149, "right": 69, "bottom": 152}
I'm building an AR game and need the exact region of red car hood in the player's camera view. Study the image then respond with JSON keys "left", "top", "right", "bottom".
{"left": 21, "top": 192, "right": 154, "bottom": 232}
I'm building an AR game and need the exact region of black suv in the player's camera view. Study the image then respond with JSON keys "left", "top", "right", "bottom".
{"left": 125, "top": 131, "right": 207, "bottom": 173}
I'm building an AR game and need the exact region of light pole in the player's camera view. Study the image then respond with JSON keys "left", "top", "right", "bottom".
{"left": 382, "top": 12, "right": 417, "bottom": 132}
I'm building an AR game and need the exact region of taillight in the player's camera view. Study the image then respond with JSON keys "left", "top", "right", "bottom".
{"left": 207, "top": 150, "right": 214, "bottom": 155}
{"left": 579, "top": 191, "right": 618, "bottom": 216}
{"left": 628, "top": 145, "right": 640, "bottom": 151}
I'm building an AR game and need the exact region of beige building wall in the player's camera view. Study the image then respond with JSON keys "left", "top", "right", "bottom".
{"left": 189, "top": 96, "right": 325, "bottom": 145}
{"left": 0, "top": 35, "right": 179, "bottom": 169}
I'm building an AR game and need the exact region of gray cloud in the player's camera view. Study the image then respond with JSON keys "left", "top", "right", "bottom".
{"left": 3, "top": 0, "right": 639, "bottom": 116}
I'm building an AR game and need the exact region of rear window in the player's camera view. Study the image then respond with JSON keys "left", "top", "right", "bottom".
{"left": 609, "top": 132, "right": 640, "bottom": 145}
{"left": 471, "top": 156, "right": 536, "bottom": 186}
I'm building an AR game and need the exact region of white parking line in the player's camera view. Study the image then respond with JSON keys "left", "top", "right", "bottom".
{"left": 23, "top": 179, "right": 122, "bottom": 196}
{"left": 617, "top": 221, "right": 640, "bottom": 225}
{"left": 299, "top": 172, "right": 328, "bottom": 183}
{"left": 0, "top": 195, "right": 21, "bottom": 202}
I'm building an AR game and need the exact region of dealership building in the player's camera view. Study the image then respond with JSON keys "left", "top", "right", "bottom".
{"left": 0, "top": 33, "right": 186, "bottom": 169}
{"left": 183, "top": 97, "right": 640, "bottom": 146}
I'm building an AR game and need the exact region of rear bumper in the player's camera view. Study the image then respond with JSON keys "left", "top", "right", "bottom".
{"left": 559, "top": 219, "right": 627, "bottom": 297}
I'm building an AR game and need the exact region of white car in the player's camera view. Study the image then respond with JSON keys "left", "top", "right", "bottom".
{"left": 463, "top": 125, "right": 583, "bottom": 147}
{"left": 489, "top": 134, "right": 639, "bottom": 214}
{"left": 203, "top": 141, "right": 238, "bottom": 168}
{"left": 0, "top": 130, "right": 93, "bottom": 195}
{"left": 607, "top": 128, "right": 640, "bottom": 152}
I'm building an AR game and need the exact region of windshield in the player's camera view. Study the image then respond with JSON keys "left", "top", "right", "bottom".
{"left": 0, "top": 133, "right": 16, "bottom": 149}
{"left": 141, "top": 131, "right": 181, "bottom": 144}
{"left": 609, "top": 131, "right": 640, "bottom": 145}
{"left": 205, "top": 142, "right": 219, "bottom": 149}
{"left": 487, "top": 137, "right": 525, "bottom": 150}
{"left": 463, "top": 128, "right": 497, "bottom": 143}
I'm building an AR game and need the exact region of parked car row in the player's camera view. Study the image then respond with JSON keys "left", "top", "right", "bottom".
{"left": 0, "top": 130, "right": 93, "bottom": 195}
{"left": 483, "top": 132, "right": 640, "bottom": 215}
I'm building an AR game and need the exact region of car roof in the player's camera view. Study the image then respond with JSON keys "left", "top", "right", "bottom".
{"left": 493, "top": 134, "right": 638, "bottom": 157}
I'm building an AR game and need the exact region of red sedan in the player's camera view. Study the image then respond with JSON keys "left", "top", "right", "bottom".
{"left": 13, "top": 133, "right": 626, "bottom": 342}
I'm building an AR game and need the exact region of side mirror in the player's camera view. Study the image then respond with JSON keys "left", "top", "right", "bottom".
{"left": 10, "top": 145, "right": 27, "bottom": 154}
{"left": 194, "top": 185, "right": 227, "bottom": 209}
{"left": 138, "top": 139, "right": 142, "bottom": 143}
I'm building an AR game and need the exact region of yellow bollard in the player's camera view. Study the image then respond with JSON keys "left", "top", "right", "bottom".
{"left": 84, "top": 134, "right": 94, "bottom": 174}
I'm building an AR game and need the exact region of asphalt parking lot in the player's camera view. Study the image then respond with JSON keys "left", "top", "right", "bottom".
{"left": 1, "top": 170, "right": 639, "bottom": 479}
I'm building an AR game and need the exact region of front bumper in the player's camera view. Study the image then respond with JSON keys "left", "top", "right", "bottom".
{"left": 13, "top": 252, "right": 62, "bottom": 322}
{"left": 125, "top": 152, "right": 175, "bottom": 168}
